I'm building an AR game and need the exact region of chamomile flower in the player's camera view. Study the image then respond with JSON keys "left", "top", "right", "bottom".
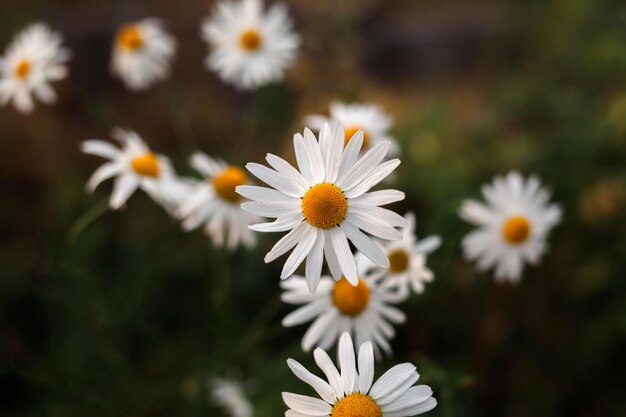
{"left": 357, "top": 213, "right": 441, "bottom": 297}
{"left": 81, "top": 128, "right": 185, "bottom": 210}
{"left": 111, "top": 18, "right": 176, "bottom": 91}
{"left": 210, "top": 376, "right": 253, "bottom": 417}
{"left": 281, "top": 273, "right": 406, "bottom": 356}
{"left": 283, "top": 332, "right": 437, "bottom": 417}
{"left": 201, "top": 0, "right": 299, "bottom": 90}
{"left": 0, "top": 23, "right": 70, "bottom": 114}
{"left": 237, "top": 123, "right": 407, "bottom": 293}
{"left": 460, "top": 172, "right": 562, "bottom": 283}
{"left": 306, "top": 102, "right": 400, "bottom": 156}
{"left": 177, "top": 152, "right": 258, "bottom": 250}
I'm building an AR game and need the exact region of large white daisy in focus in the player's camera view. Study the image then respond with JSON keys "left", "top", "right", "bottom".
{"left": 283, "top": 332, "right": 437, "bottom": 417}
{"left": 201, "top": 0, "right": 300, "bottom": 90}
{"left": 306, "top": 101, "right": 400, "bottom": 156}
{"left": 81, "top": 128, "right": 185, "bottom": 211}
{"left": 237, "top": 123, "right": 407, "bottom": 293}
{"left": 357, "top": 212, "right": 441, "bottom": 298}
{"left": 459, "top": 171, "right": 562, "bottom": 283}
{"left": 177, "top": 152, "right": 258, "bottom": 250}
{"left": 0, "top": 23, "right": 70, "bottom": 114}
{"left": 281, "top": 273, "right": 406, "bottom": 356}
{"left": 111, "top": 18, "right": 177, "bottom": 91}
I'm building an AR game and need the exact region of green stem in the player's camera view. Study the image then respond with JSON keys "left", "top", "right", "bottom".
{"left": 66, "top": 198, "right": 109, "bottom": 248}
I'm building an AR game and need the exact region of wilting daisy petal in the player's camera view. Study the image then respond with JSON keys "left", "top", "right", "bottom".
{"left": 459, "top": 171, "right": 562, "bottom": 283}
{"left": 306, "top": 101, "right": 400, "bottom": 156}
{"left": 281, "top": 272, "right": 407, "bottom": 356}
{"left": 356, "top": 212, "right": 441, "bottom": 298}
{"left": 111, "top": 18, "right": 177, "bottom": 91}
{"left": 210, "top": 376, "right": 253, "bottom": 417}
{"left": 283, "top": 332, "right": 437, "bottom": 417}
{"left": 0, "top": 23, "right": 70, "bottom": 114}
{"left": 176, "top": 152, "right": 259, "bottom": 250}
{"left": 81, "top": 128, "right": 186, "bottom": 211}
{"left": 201, "top": 0, "right": 300, "bottom": 90}
{"left": 238, "top": 122, "right": 406, "bottom": 292}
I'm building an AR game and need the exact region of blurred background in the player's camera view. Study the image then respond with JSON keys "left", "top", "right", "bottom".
{"left": 1, "top": 0, "right": 626, "bottom": 416}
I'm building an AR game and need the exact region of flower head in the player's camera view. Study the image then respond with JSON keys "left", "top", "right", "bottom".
{"left": 282, "top": 332, "right": 437, "bottom": 417}
{"left": 201, "top": 0, "right": 299, "bottom": 90}
{"left": 0, "top": 23, "right": 70, "bottom": 114}
{"left": 111, "top": 18, "right": 177, "bottom": 91}
{"left": 238, "top": 123, "right": 407, "bottom": 292}
{"left": 459, "top": 172, "right": 562, "bottom": 283}
{"left": 177, "top": 152, "right": 259, "bottom": 250}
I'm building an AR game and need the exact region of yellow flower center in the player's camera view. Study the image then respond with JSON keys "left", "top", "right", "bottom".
{"left": 240, "top": 30, "right": 262, "bottom": 51}
{"left": 131, "top": 153, "right": 160, "bottom": 177}
{"left": 117, "top": 25, "right": 144, "bottom": 50}
{"left": 332, "top": 393, "right": 382, "bottom": 417}
{"left": 344, "top": 126, "right": 369, "bottom": 149}
{"left": 15, "top": 59, "right": 31, "bottom": 79}
{"left": 212, "top": 166, "right": 248, "bottom": 203}
{"left": 301, "top": 183, "right": 348, "bottom": 229}
{"left": 388, "top": 249, "right": 409, "bottom": 273}
{"left": 502, "top": 216, "right": 531, "bottom": 244}
{"left": 332, "top": 277, "right": 370, "bottom": 317}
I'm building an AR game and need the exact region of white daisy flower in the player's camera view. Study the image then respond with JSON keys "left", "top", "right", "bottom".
{"left": 201, "top": 0, "right": 300, "bottom": 90}
{"left": 210, "top": 376, "right": 253, "bottom": 417}
{"left": 306, "top": 101, "right": 400, "bottom": 156}
{"left": 283, "top": 332, "right": 437, "bottom": 417}
{"left": 460, "top": 171, "right": 562, "bottom": 283}
{"left": 281, "top": 272, "right": 406, "bottom": 356}
{"left": 177, "top": 152, "right": 258, "bottom": 250}
{"left": 357, "top": 212, "right": 441, "bottom": 298}
{"left": 237, "top": 123, "right": 407, "bottom": 293}
{"left": 0, "top": 23, "right": 70, "bottom": 114}
{"left": 81, "top": 128, "right": 186, "bottom": 211}
{"left": 111, "top": 18, "right": 177, "bottom": 91}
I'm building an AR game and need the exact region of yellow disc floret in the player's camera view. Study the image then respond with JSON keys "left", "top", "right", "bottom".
{"left": 240, "top": 30, "right": 262, "bottom": 51}
{"left": 117, "top": 25, "right": 144, "bottom": 50}
{"left": 332, "top": 277, "right": 370, "bottom": 317}
{"left": 344, "top": 126, "right": 369, "bottom": 149}
{"left": 502, "top": 215, "right": 531, "bottom": 244}
{"left": 301, "top": 183, "right": 348, "bottom": 229}
{"left": 388, "top": 249, "right": 409, "bottom": 273}
{"left": 131, "top": 153, "right": 160, "bottom": 178}
{"left": 332, "top": 393, "right": 382, "bottom": 417}
{"left": 212, "top": 166, "right": 248, "bottom": 203}
{"left": 15, "top": 59, "right": 31, "bottom": 79}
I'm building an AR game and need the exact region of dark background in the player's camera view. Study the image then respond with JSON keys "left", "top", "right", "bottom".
{"left": 1, "top": 0, "right": 626, "bottom": 416}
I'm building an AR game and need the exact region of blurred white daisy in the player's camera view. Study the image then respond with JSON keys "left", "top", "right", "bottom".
{"left": 237, "top": 123, "right": 406, "bottom": 292}
{"left": 81, "top": 128, "right": 185, "bottom": 210}
{"left": 283, "top": 332, "right": 437, "bottom": 417}
{"left": 357, "top": 212, "right": 441, "bottom": 297}
{"left": 460, "top": 171, "right": 562, "bottom": 283}
{"left": 210, "top": 376, "right": 253, "bottom": 417}
{"left": 111, "top": 18, "right": 176, "bottom": 91}
{"left": 177, "top": 152, "right": 258, "bottom": 250}
{"left": 281, "top": 273, "right": 405, "bottom": 356}
{"left": 201, "top": 0, "right": 299, "bottom": 90}
{"left": 306, "top": 101, "right": 400, "bottom": 156}
{"left": 0, "top": 23, "right": 70, "bottom": 114}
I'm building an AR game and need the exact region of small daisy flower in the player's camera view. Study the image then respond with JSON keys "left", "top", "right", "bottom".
{"left": 306, "top": 101, "right": 400, "bottom": 156}
{"left": 460, "top": 172, "right": 562, "bottom": 283}
{"left": 177, "top": 152, "right": 259, "bottom": 250}
{"left": 201, "top": 0, "right": 300, "bottom": 90}
{"left": 283, "top": 332, "right": 437, "bottom": 417}
{"left": 357, "top": 213, "right": 441, "bottom": 297}
{"left": 281, "top": 272, "right": 406, "bottom": 356}
{"left": 81, "top": 128, "right": 185, "bottom": 210}
{"left": 111, "top": 18, "right": 176, "bottom": 91}
{"left": 210, "top": 376, "right": 253, "bottom": 417}
{"left": 237, "top": 123, "right": 407, "bottom": 293}
{"left": 0, "top": 23, "right": 70, "bottom": 114}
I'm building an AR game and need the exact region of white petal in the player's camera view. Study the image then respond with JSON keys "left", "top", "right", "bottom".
{"left": 338, "top": 332, "right": 357, "bottom": 394}
{"left": 302, "top": 128, "right": 325, "bottom": 183}
{"left": 344, "top": 159, "right": 400, "bottom": 198}
{"left": 383, "top": 397, "right": 437, "bottom": 417}
{"left": 241, "top": 201, "right": 300, "bottom": 218}
{"left": 281, "top": 393, "right": 332, "bottom": 416}
{"left": 336, "top": 141, "right": 389, "bottom": 190}
{"left": 303, "top": 310, "right": 337, "bottom": 352}
{"left": 287, "top": 359, "right": 336, "bottom": 404}
{"left": 381, "top": 385, "right": 433, "bottom": 413}
{"left": 324, "top": 122, "right": 343, "bottom": 183}
{"left": 249, "top": 213, "right": 303, "bottom": 232}
{"left": 86, "top": 162, "right": 120, "bottom": 191}
{"left": 236, "top": 185, "right": 296, "bottom": 204}
{"left": 313, "top": 347, "right": 344, "bottom": 399}
{"left": 336, "top": 131, "right": 363, "bottom": 183}
{"left": 265, "top": 221, "right": 308, "bottom": 262}
{"left": 340, "top": 222, "right": 389, "bottom": 268}
{"left": 329, "top": 228, "right": 358, "bottom": 285}
{"left": 110, "top": 175, "right": 139, "bottom": 209}
{"left": 350, "top": 190, "right": 405, "bottom": 207}
{"left": 81, "top": 140, "right": 120, "bottom": 159}
{"left": 247, "top": 162, "right": 305, "bottom": 198}
{"left": 305, "top": 230, "right": 325, "bottom": 293}
{"left": 281, "top": 225, "right": 318, "bottom": 279}
{"left": 323, "top": 231, "right": 344, "bottom": 280}
{"left": 357, "top": 341, "right": 374, "bottom": 394}
{"left": 266, "top": 153, "right": 310, "bottom": 191}
{"left": 345, "top": 213, "right": 402, "bottom": 241}
{"left": 369, "top": 363, "right": 417, "bottom": 401}
{"left": 282, "top": 298, "right": 330, "bottom": 327}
